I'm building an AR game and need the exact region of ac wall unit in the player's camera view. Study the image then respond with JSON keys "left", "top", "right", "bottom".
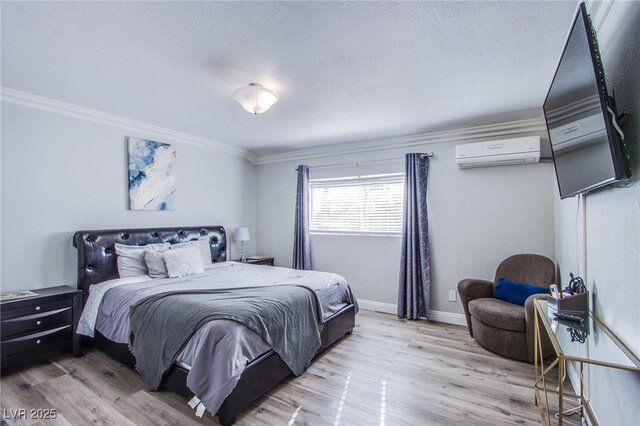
{"left": 455, "top": 136, "right": 540, "bottom": 169}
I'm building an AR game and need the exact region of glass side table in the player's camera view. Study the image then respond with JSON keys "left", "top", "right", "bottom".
{"left": 533, "top": 299, "right": 640, "bottom": 425}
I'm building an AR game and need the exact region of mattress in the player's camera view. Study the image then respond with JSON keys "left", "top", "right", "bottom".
{"left": 77, "top": 261, "right": 357, "bottom": 415}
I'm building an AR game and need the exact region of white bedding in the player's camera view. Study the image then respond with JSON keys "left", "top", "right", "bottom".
{"left": 77, "top": 261, "right": 356, "bottom": 415}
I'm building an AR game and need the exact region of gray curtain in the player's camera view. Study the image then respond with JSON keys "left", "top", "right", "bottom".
{"left": 292, "top": 165, "right": 311, "bottom": 270}
{"left": 397, "top": 153, "right": 430, "bottom": 320}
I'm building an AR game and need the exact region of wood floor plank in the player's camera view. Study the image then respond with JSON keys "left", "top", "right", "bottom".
{"left": 50, "top": 350, "right": 144, "bottom": 403}
{"left": 1, "top": 310, "right": 573, "bottom": 425}
{"left": 112, "top": 390, "right": 204, "bottom": 426}
{"left": 0, "top": 367, "right": 59, "bottom": 426}
{"left": 31, "top": 417, "right": 72, "bottom": 426}
{"left": 12, "top": 359, "right": 66, "bottom": 387}
{"left": 33, "top": 375, "right": 136, "bottom": 426}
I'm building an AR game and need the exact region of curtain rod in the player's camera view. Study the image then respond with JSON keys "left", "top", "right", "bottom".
{"left": 295, "top": 152, "right": 434, "bottom": 171}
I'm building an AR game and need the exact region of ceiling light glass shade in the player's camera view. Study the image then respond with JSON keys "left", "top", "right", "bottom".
{"left": 233, "top": 83, "right": 279, "bottom": 114}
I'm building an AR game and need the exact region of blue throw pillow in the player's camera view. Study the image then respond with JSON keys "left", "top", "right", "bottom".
{"left": 493, "top": 278, "right": 548, "bottom": 306}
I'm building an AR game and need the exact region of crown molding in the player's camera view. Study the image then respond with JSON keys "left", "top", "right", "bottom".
{"left": 2, "top": 87, "right": 546, "bottom": 168}
{"left": 1, "top": 87, "right": 257, "bottom": 164}
{"left": 254, "top": 116, "right": 547, "bottom": 165}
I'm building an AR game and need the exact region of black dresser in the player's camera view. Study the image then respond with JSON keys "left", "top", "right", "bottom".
{"left": 1, "top": 286, "right": 82, "bottom": 368}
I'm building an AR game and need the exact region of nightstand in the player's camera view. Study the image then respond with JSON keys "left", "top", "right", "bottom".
{"left": 1, "top": 285, "right": 82, "bottom": 368}
{"left": 236, "top": 257, "right": 275, "bottom": 266}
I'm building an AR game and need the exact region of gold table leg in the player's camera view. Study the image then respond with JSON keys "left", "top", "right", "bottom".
{"left": 534, "top": 304, "right": 553, "bottom": 425}
{"left": 559, "top": 357, "right": 564, "bottom": 425}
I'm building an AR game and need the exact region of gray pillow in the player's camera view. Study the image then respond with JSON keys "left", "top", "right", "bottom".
{"left": 144, "top": 250, "right": 169, "bottom": 278}
{"left": 164, "top": 246, "right": 205, "bottom": 278}
{"left": 114, "top": 243, "right": 170, "bottom": 277}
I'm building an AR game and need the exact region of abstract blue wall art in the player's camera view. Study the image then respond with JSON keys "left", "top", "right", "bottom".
{"left": 128, "top": 138, "right": 176, "bottom": 210}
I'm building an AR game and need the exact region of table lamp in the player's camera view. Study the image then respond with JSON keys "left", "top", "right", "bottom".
{"left": 233, "top": 227, "right": 250, "bottom": 262}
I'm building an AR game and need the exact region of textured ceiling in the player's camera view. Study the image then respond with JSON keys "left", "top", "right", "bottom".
{"left": 1, "top": 1, "right": 578, "bottom": 156}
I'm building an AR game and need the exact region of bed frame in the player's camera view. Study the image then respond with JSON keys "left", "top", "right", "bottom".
{"left": 73, "top": 226, "right": 355, "bottom": 426}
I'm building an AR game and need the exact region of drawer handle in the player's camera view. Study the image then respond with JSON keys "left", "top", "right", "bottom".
{"left": 36, "top": 340, "right": 41, "bottom": 344}
{"left": 35, "top": 306, "right": 41, "bottom": 311}
{"left": 36, "top": 320, "right": 42, "bottom": 325}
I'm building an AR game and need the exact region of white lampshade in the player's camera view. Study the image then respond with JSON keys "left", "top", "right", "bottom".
{"left": 233, "top": 83, "right": 279, "bottom": 114}
{"left": 233, "top": 227, "right": 250, "bottom": 242}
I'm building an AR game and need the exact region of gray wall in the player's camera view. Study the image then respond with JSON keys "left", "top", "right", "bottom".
{"left": 1, "top": 102, "right": 257, "bottom": 291}
{"left": 256, "top": 134, "right": 555, "bottom": 317}
{"left": 554, "top": 2, "right": 640, "bottom": 424}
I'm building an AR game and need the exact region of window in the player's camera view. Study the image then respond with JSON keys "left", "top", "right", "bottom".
{"left": 310, "top": 173, "right": 404, "bottom": 235}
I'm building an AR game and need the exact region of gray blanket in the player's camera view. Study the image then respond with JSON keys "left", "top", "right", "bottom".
{"left": 129, "top": 285, "right": 323, "bottom": 390}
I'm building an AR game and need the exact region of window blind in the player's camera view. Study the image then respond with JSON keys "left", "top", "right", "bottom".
{"left": 309, "top": 173, "right": 404, "bottom": 235}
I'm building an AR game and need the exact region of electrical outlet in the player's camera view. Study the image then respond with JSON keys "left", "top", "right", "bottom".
{"left": 449, "top": 290, "right": 457, "bottom": 302}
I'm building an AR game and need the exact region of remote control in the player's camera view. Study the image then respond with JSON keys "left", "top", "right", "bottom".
{"left": 553, "top": 312, "right": 586, "bottom": 323}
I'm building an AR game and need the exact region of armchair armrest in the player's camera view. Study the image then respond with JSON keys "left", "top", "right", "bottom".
{"left": 457, "top": 278, "right": 494, "bottom": 337}
{"left": 524, "top": 293, "right": 553, "bottom": 363}
{"left": 524, "top": 293, "right": 548, "bottom": 324}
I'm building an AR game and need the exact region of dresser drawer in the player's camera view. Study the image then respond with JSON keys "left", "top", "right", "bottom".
{"left": 1, "top": 307, "right": 72, "bottom": 339}
{"left": 1, "top": 325, "right": 72, "bottom": 359}
{"left": 0, "top": 300, "right": 71, "bottom": 320}
{"left": 0, "top": 286, "right": 82, "bottom": 367}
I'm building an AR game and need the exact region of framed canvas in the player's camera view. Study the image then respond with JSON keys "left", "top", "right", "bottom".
{"left": 128, "top": 138, "right": 176, "bottom": 210}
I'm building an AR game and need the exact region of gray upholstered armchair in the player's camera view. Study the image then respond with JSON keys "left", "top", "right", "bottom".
{"left": 457, "top": 254, "right": 555, "bottom": 363}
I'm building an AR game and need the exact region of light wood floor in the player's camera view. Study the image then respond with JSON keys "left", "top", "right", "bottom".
{"left": 1, "top": 310, "right": 581, "bottom": 425}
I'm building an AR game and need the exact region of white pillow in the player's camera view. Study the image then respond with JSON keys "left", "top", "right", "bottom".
{"left": 144, "top": 250, "right": 169, "bottom": 278}
{"left": 115, "top": 243, "right": 170, "bottom": 277}
{"left": 172, "top": 237, "right": 212, "bottom": 266}
{"left": 164, "top": 247, "right": 205, "bottom": 278}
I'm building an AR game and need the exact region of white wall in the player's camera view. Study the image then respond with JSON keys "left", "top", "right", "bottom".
{"left": 256, "top": 133, "right": 555, "bottom": 318}
{"left": 1, "top": 101, "right": 257, "bottom": 291}
{"left": 554, "top": 1, "right": 640, "bottom": 424}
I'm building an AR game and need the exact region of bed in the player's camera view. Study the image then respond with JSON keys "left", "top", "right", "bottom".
{"left": 73, "top": 225, "right": 357, "bottom": 425}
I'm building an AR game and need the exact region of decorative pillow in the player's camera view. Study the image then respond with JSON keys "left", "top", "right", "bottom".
{"left": 144, "top": 250, "right": 169, "bottom": 278}
{"left": 493, "top": 278, "right": 548, "bottom": 306}
{"left": 172, "top": 237, "right": 212, "bottom": 266}
{"left": 115, "top": 243, "right": 170, "bottom": 277}
{"left": 163, "top": 247, "right": 205, "bottom": 278}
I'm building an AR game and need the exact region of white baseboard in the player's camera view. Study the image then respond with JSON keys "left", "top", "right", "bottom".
{"left": 429, "top": 310, "right": 467, "bottom": 326}
{"left": 357, "top": 299, "right": 467, "bottom": 326}
{"left": 357, "top": 299, "right": 397, "bottom": 314}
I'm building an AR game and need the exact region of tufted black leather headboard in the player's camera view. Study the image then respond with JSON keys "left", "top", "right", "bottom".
{"left": 73, "top": 226, "right": 226, "bottom": 302}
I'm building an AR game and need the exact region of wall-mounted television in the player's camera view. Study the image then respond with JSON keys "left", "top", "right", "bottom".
{"left": 543, "top": 2, "right": 630, "bottom": 199}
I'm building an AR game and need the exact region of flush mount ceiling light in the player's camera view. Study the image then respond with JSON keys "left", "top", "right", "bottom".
{"left": 233, "top": 83, "right": 279, "bottom": 114}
